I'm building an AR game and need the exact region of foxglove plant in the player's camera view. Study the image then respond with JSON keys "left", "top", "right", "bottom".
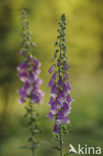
{"left": 17, "top": 10, "right": 44, "bottom": 156}
{"left": 48, "top": 14, "right": 73, "bottom": 156}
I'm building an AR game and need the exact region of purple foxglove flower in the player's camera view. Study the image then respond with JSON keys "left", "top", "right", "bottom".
{"left": 48, "top": 65, "right": 54, "bottom": 74}
{"left": 62, "top": 116, "right": 70, "bottom": 124}
{"left": 28, "top": 72, "right": 34, "bottom": 83}
{"left": 53, "top": 124, "right": 59, "bottom": 134}
{"left": 35, "top": 69, "right": 41, "bottom": 75}
{"left": 33, "top": 65, "right": 38, "bottom": 71}
{"left": 57, "top": 110, "right": 64, "bottom": 120}
{"left": 66, "top": 94, "right": 72, "bottom": 103}
{"left": 18, "top": 87, "right": 27, "bottom": 97}
{"left": 64, "top": 110, "right": 71, "bottom": 116}
{"left": 63, "top": 63, "right": 70, "bottom": 71}
{"left": 54, "top": 99, "right": 62, "bottom": 109}
{"left": 33, "top": 58, "right": 41, "bottom": 67}
{"left": 50, "top": 84, "right": 57, "bottom": 97}
{"left": 64, "top": 73, "right": 69, "bottom": 80}
{"left": 65, "top": 81, "right": 71, "bottom": 90}
{"left": 48, "top": 112, "right": 54, "bottom": 122}
{"left": 50, "top": 104, "right": 57, "bottom": 115}
{"left": 37, "top": 90, "right": 44, "bottom": 97}
{"left": 31, "top": 93, "right": 40, "bottom": 103}
{"left": 19, "top": 72, "right": 28, "bottom": 82}
{"left": 19, "top": 98, "right": 25, "bottom": 104}
{"left": 24, "top": 81, "right": 30, "bottom": 88}
{"left": 63, "top": 82, "right": 71, "bottom": 95}
{"left": 58, "top": 77, "right": 63, "bottom": 87}
{"left": 48, "top": 96, "right": 54, "bottom": 105}
{"left": 17, "top": 62, "right": 29, "bottom": 72}
{"left": 56, "top": 94, "right": 65, "bottom": 104}
{"left": 58, "top": 90, "right": 64, "bottom": 98}
{"left": 57, "top": 61, "right": 61, "bottom": 67}
{"left": 63, "top": 102, "right": 71, "bottom": 116}
{"left": 24, "top": 81, "right": 31, "bottom": 94}
{"left": 35, "top": 78, "right": 43, "bottom": 86}
{"left": 28, "top": 72, "right": 38, "bottom": 83}
{"left": 48, "top": 79, "right": 54, "bottom": 88}
{"left": 62, "top": 83, "right": 68, "bottom": 93}
{"left": 63, "top": 102, "right": 69, "bottom": 111}
{"left": 52, "top": 72, "right": 57, "bottom": 80}
{"left": 18, "top": 87, "right": 28, "bottom": 104}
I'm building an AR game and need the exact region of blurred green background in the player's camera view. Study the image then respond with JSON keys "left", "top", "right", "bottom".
{"left": 0, "top": 0, "right": 103, "bottom": 156}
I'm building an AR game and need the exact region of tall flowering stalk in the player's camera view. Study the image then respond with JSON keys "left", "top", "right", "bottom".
{"left": 48, "top": 14, "right": 73, "bottom": 156}
{"left": 17, "top": 10, "right": 44, "bottom": 156}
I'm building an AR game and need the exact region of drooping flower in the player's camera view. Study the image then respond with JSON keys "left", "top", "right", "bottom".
{"left": 48, "top": 14, "right": 73, "bottom": 134}
{"left": 53, "top": 124, "right": 59, "bottom": 134}
{"left": 48, "top": 65, "right": 54, "bottom": 74}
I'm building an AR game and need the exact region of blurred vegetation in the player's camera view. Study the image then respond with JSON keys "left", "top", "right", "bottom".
{"left": 0, "top": 0, "right": 103, "bottom": 156}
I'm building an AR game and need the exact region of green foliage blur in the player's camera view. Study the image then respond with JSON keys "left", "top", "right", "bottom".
{"left": 0, "top": 0, "right": 103, "bottom": 156}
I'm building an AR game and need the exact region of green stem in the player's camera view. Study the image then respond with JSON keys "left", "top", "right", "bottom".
{"left": 30, "top": 103, "right": 35, "bottom": 156}
{"left": 59, "top": 30, "right": 62, "bottom": 156}
{"left": 32, "top": 146, "right": 35, "bottom": 156}
{"left": 59, "top": 125, "right": 62, "bottom": 156}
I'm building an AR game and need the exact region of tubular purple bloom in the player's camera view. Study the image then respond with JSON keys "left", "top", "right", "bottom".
{"left": 33, "top": 58, "right": 41, "bottom": 67}
{"left": 19, "top": 72, "right": 28, "bottom": 82}
{"left": 65, "top": 81, "right": 71, "bottom": 90}
{"left": 63, "top": 102, "right": 69, "bottom": 111}
{"left": 48, "top": 112, "right": 54, "bottom": 121}
{"left": 52, "top": 72, "right": 57, "bottom": 80}
{"left": 31, "top": 93, "right": 40, "bottom": 103}
{"left": 24, "top": 81, "right": 31, "bottom": 94}
{"left": 66, "top": 94, "right": 72, "bottom": 103}
{"left": 63, "top": 63, "right": 70, "bottom": 71}
{"left": 53, "top": 124, "right": 59, "bottom": 134}
{"left": 57, "top": 61, "right": 61, "bottom": 67}
{"left": 48, "top": 65, "right": 54, "bottom": 74}
{"left": 64, "top": 73, "right": 69, "bottom": 80}
{"left": 55, "top": 101, "right": 62, "bottom": 109}
{"left": 58, "top": 90, "right": 64, "bottom": 98}
{"left": 50, "top": 104, "right": 57, "bottom": 115}
{"left": 35, "top": 69, "right": 41, "bottom": 75}
{"left": 35, "top": 78, "right": 43, "bottom": 86}
{"left": 57, "top": 110, "right": 64, "bottom": 120}
{"left": 62, "top": 83, "right": 68, "bottom": 93}
{"left": 17, "top": 62, "right": 29, "bottom": 72}
{"left": 62, "top": 116, "right": 70, "bottom": 124}
{"left": 48, "top": 96, "right": 55, "bottom": 105}
{"left": 51, "top": 84, "right": 57, "bottom": 97}
{"left": 48, "top": 79, "right": 54, "bottom": 88}
{"left": 58, "top": 77, "right": 63, "bottom": 87}
{"left": 18, "top": 87, "right": 28, "bottom": 104}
